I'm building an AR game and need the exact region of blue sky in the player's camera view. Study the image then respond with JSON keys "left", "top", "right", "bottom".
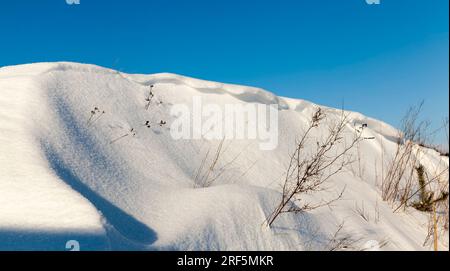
{"left": 0, "top": 0, "right": 448, "bottom": 144}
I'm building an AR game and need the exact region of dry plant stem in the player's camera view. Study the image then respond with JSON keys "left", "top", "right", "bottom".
{"left": 206, "top": 143, "right": 252, "bottom": 185}
{"left": 433, "top": 203, "right": 438, "bottom": 251}
{"left": 382, "top": 140, "right": 418, "bottom": 204}
{"left": 375, "top": 200, "right": 380, "bottom": 223}
{"left": 201, "top": 139, "right": 225, "bottom": 187}
{"left": 145, "top": 85, "right": 154, "bottom": 110}
{"left": 381, "top": 101, "right": 436, "bottom": 207}
{"left": 87, "top": 114, "right": 95, "bottom": 125}
{"left": 194, "top": 138, "right": 226, "bottom": 188}
{"left": 327, "top": 222, "right": 361, "bottom": 251}
{"left": 354, "top": 201, "right": 369, "bottom": 222}
{"left": 88, "top": 112, "right": 105, "bottom": 127}
{"left": 265, "top": 108, "right": 364, "bottom": 227}
{"left": 193, "top": 148, "right": 210, "bottom": 187}
{"left": 392, "top": 167, "right": 448, "bottom": 212}
{"left": 194, "top": 140, "right": 253, "bottom": 188}
{"left": 109, "top": 133, "right": 130, "bottom": 144}
{"left": 328, "top": 222, "right": 345, "bottom": 251}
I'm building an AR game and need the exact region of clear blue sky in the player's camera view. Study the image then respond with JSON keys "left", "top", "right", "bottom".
{"left": 1, "top": 0, "right": 448, "bottom": 144}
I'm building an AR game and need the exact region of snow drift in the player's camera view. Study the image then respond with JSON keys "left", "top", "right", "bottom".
{"left": 0, "top": 62, "right": 448, "bottom": 250}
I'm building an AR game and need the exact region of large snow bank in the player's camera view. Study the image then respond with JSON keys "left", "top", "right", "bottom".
{"left": 0, "top": 62, "right": 447, "bottom": 250}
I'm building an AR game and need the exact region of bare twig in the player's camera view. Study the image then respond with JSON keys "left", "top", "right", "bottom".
{"left": 265, "top": 108, "right": 364, "bottom": 227}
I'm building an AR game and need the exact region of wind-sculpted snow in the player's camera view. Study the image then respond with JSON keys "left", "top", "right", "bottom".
{"left": 0, "top": 62, "right": 448, "bottom": 250}
{"left": 126, "top": 72, "right": 290, "bottom": 109}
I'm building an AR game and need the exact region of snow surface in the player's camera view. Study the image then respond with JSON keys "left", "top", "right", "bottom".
{"left": 0, "top": 62, "right": 448, "bottom": 250}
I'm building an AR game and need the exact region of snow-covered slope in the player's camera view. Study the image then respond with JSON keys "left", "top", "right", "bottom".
{"left": 0, "top": 62, "right": 448, "bottom": 250}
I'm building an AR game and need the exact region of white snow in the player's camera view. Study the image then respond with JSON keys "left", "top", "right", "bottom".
{"left": 0, "top": 62, "right": 448, "bottom": 250}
